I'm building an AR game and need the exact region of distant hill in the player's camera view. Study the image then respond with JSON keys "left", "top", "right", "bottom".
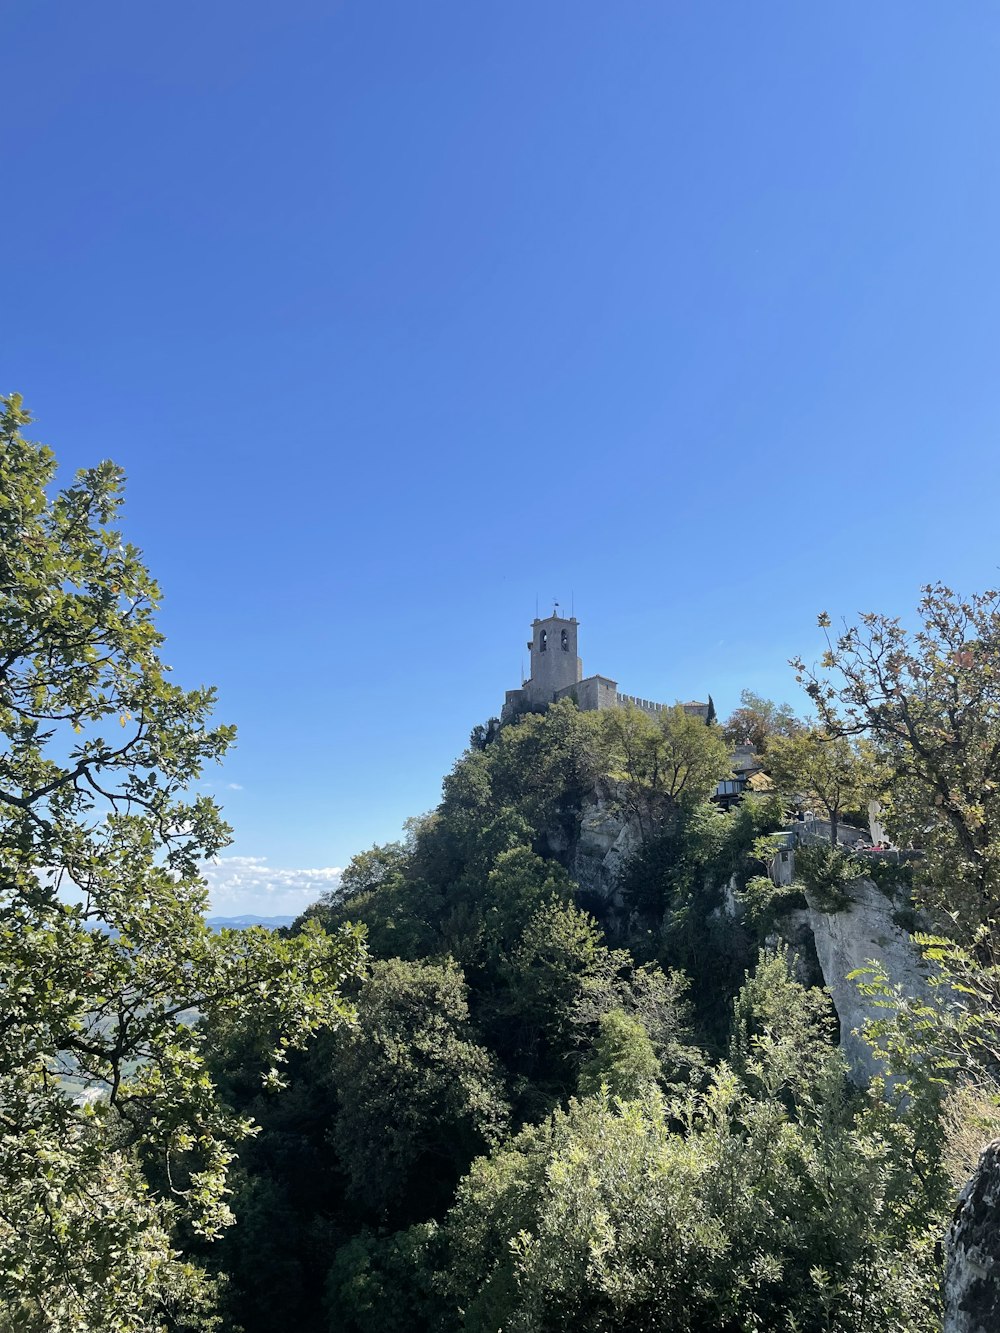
{"left": 205, "top": 915, "right": 295, "bottom": 931}
{"left": 84, "top": 914, "right": 297, "bottom": 935}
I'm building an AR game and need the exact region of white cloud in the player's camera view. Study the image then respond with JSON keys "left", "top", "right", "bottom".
{"left": 226, "top": 782, "right": 244, "bottom": 791}
{"left": 200, "top": 856, "right": 343, "bottom": 917}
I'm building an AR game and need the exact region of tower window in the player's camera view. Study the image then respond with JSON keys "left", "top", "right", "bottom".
{"left": 539, "top": 630, "right": 547, "bottom": 652}
{"left": 561, "top": 629, "right": 569, "bottom": 651}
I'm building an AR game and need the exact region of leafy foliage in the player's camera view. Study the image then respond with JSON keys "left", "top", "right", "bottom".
{"left": 792, "top": 843, "right": 858, "bottom": 912}
{"left": 794, "top": 584, "right": 1000, "bottom": 941}
{"left": 325, "top": 958, "right": 509, "bottom": 1224}
{"left": 435, "top": 959, "right": 940, "bottom": 1333}
{"left": 621, "top": 793, "right": 786, "bottom": 1042}
{"left": 0, "top": 396, "right": 364, "bottom": 1329}
{"left": 764, "top": 726, "right": 875, "bottom": 844}
{"left": 856, "top": 931, "right": 1000, "bottom": 1099}
{"left": 600, "top": 703, "right": 733, "bottom": 839}
{"left": 737, "top": 873, "right": 807, "bottom": 933}
{"left": 722, "top": 689, "right": 802, "bottom": 753}
{"left": 577, "top": 1009, "right": 662, "bottom": 1099}
{"left": 325, "top": 1223, "right": 445, "bottom": 1333}
{"left": 729, "top": 947, "right": 839, "bottom": 1104}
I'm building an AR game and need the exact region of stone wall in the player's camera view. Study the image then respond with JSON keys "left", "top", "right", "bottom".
{"left": 502, "top": 687, "right": 528, "bottom": 722}
{"left": 555, "top": 675, "right": 618, "bottom": 711}
{"left": 615, "top": 693, "right": 709, "bottom": 720}
{"left": 615, "top": 692, "right": 671, "bottom": 717}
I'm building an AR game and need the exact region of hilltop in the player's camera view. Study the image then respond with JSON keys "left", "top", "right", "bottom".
{"left": 196, "top": 687, "right": 969, "bottom": 1333}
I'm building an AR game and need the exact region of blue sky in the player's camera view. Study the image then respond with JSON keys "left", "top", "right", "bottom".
{"left": 5, "top": 3, "right": 1000, "bottom": 914}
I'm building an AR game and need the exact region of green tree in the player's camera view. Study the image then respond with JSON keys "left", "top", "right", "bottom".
{"left": 730, "top": 947, "right": 839, "bottom": 1106}
{"left": 325, "top": 1223, "right": 445, "bottom": 1333}
{"left": 486, "top": 898, "right": 607, "bottom": 1090}
{"left": 337, "top": 841, "right": 410, "bottom": 901}
{"left": 571, "top": 955, "right": 701, "bottom": 1086}
{"left": 0, "top": 395, "right": 364, "bottom": 1330}
{"left": 469, "top": 716, "right": 501, "bottom": 751}
{"left": 619, "top": 794, "right": 785, "bottom": 1044}
{"left": 577, "top": 1008, "right": 662, "bottom": 1099}
{"left": 855, "top": 930, "right": 1000, "bottom": 1191}
{"left": 433, "top": 952, "right": 943, "bottom": 1333}
{"left": 326, "top": 958, "right": 509, "bottom": 1223}
{"left": 722, "top": 689, "right": 801, "bottom": 753}
{"left": 794, "top": 585, "right": 1000, "bottom": 940}
{"left": 602, "top": 704, "right": 732, "bottom": 840}
{"left": 437, "top": 1073, "right": 939, "bottom": 1333}
{"left": 487, "top": 699, "right": 604, "bottom": 847}
{"left": 765, "top": 725, "right": 872, "bottom": 844}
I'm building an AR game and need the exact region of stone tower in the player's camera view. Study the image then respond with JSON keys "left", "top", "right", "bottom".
{"left": 525, "top": 610, "right": 582, "bottom": 707}
{"left": 503, "top": 607, "right": 707, "bottom": 723}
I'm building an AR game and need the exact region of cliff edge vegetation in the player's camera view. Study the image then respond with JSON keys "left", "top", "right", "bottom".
{"left": 4, "top": 396, "right": 1000, "bottom": 1332}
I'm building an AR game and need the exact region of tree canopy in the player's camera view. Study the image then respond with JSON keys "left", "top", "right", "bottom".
{"left": 601, "top": 703, "right": 733, "bottom": 839}
{"left": 722, "top": 689, "right": 802, "bottom": 754}
{"left": 8, "top": 400, "right": 992, "bottom": 1333}
{"left": 794, "top": 585, "right": 1000, "bottom": 939}
{"left": 764, "top": 726, "right": 874, "bottom": 844}
{"left": 0, "top": 395, "right": 365, "bottom": 1330}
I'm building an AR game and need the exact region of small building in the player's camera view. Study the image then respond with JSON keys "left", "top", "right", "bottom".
{"left": 711, "top": 746, "right": 769, "bottom": 809}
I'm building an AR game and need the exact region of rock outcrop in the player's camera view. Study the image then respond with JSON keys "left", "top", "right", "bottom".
{"left": 945, "top": 1141, "right": 1000, "bottom": 1333}
{"left": 570, "top": 786, "right": 643, "bottom": 905}
{"left": 555, "top": 791, "right": 929, "bottom": 1083}
{"left": 802, "top": 876, "right": 929, "bottom": 1083}
{"left": 546, "top": 780, "right": 646, "bottom": 908}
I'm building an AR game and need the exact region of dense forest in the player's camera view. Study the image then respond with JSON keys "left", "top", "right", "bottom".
{"left": 3, "top": 395, "right": 1000, "bottom": 1332}
{"left": 197, "top": 707, "right": 948, "bottom": 1333}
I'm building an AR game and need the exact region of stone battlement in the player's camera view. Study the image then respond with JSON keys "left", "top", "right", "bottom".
{"left": 616, "top": 692, "right": 668, "bottom": 715}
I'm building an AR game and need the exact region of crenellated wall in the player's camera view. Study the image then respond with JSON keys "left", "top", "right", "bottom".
{"left": 615, "top": 692, "right": 670, "bottom": 715}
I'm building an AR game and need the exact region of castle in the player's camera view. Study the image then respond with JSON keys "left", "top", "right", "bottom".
{"left": 502, "top": 609, "right": 710, "bottom": 723}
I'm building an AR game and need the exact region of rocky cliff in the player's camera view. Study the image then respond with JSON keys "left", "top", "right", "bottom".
{"left": 802, "top": 876, "right": 930, "bottom": 1082}
{"left": 545, "top": 778, "right": 645, "bottom": 914}
{"left": 557, "top": 787, "right": 928, "bottom": 1082}
{"left": 945, "top": 1141, "right": 1000, "bottom": 1333}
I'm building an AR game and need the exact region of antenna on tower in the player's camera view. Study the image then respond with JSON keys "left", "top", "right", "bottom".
{"left": 535, "top": 592, "right": 538, "bottom": 619}
{"left": 571, "top": 590, "right": 575, "bottom": 618}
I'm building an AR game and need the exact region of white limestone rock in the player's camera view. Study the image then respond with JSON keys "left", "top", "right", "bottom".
{"left": 568, "top": 782, "right": 644, "bottom": 903}
{"left": 803, "top": 876, "right": 929, "bottom": 1083}
{"left": 559, "top": 793, "right": 930, "bottom": 1088}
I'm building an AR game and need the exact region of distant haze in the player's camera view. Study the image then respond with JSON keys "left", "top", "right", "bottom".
{"left": 200, "top": 857, "right": 342, "bottom": 918}
{"left": 205, "top": 915, "right": 296, "bottom": 931}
